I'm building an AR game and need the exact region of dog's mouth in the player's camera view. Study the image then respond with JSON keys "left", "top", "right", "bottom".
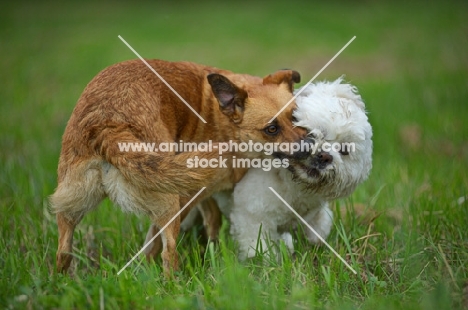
{"left": 289, "top": 162, "right": 327, "bottom": 181}
{"left": 292, "top": 152, "right": 332, "bottom": 178}
{"left": 298, "top": 163, "right": 321, "bottom": 178}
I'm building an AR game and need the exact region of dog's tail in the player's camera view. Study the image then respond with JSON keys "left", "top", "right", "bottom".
{"left": 92, "top": 124, "right": 232, "bottom": 197}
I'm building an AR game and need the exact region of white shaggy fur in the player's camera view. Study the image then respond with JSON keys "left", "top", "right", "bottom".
{"left": 230, "top": 77, "right": 373, "bottom": 260}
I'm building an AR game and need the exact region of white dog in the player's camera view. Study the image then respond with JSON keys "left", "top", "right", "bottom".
{"left": 229, "top": 77, "right": 373, "bottom": 260}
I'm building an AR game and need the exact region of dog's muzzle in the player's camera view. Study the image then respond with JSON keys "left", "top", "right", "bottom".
{"left": 295, "top": 151, "right": 333, "bottom": 179}
{"left": 273, "top": 137, "right": 315, "bottom": 160}
{"left": 312, "top": 151, "right": 333, "bottom": 169}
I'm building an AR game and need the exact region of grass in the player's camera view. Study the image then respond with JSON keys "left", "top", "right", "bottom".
{"left": 1, "top": 0, "right": 467, "bottom": 308}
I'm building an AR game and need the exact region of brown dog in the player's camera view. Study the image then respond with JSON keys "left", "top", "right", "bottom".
{"left": 50, "top": 59, "right": 305, "bottom": 276}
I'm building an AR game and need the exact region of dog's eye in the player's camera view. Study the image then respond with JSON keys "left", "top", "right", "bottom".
{"left": 264, "top": 125, "right": 280, "bottom": 136}
{"left": 340, "top": 149, "right": 350, "bottom": 156}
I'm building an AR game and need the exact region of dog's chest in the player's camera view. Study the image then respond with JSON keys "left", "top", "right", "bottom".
{"left": 269, "top": 186, "right": 323, "bottom": 227}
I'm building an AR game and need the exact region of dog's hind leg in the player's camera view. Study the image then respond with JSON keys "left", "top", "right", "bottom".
{"left": 143, "top": 202, "right": 192, "bottom": 262}
{"left": 55, "top": 212, "right": 81, "bottom": 273}
{"left": 144, "top": 197, "right": 219, "bottom": 262}
{"left": 143, "top": 225, "right": 163, "bottom": 261}
{"left": 144, "top": 196, "right": 221, "bottom": 262}
{"left": 146, "top": 193, "right": 181, "bottom": 277}
{"left": 198, "top": 197, "right": 222, "bottom": 242}
{"left": 50, "top": 159, "right": 106, "bottom": 273}
{"left": 103, "top": 163, "right": 187, "bottom": 276}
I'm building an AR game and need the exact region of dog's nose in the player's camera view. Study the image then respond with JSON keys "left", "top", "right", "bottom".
{"left": 316, "top": 151, "right": 333, "bottom": 165}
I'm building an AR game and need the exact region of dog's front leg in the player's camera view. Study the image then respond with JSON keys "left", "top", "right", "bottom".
{"left": 230, "top": 210, "right": 280, "bottom": 261}
{"left": 302, "top": 204, "right": 333, "bottom": 245}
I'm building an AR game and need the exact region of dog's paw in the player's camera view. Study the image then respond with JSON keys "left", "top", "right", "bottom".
{"left": 279, "top": 232, "right": 294, "bottom": 254}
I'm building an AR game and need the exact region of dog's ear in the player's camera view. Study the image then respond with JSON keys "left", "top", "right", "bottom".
{"left": 262, "top": 69, "right": 301, "bottom": 92}
{"left": 207, "top": 73, "right": 247, "bottom": 124}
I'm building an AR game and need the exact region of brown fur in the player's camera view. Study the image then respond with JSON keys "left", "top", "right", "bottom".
{"left": 144, "top": 197, "right": 223, "bottom": 260}
{"left": 50, "top": 59, "right": 305, "bottom": 276}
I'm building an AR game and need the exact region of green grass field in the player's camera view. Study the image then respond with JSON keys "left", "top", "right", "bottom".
{"left": 1, "top": 1, "right": 467, "bottom": 309}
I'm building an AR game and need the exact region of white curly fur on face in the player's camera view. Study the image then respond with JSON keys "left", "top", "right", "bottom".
{"left": 289, "top": 77, "right": 373, "bottom": 199}
{"left": 229, "top": 78, "right": 373, "bottom": 260}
